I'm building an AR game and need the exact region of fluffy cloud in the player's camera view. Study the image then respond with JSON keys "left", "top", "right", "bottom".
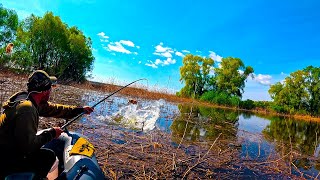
{"left": 163, "top": 58, "right": 176, "bottom": 65}
{"left": 145, "top": 60, "right": 158, "bottom": 68}
{"left": 182, "top": 50, "right": 190, "bottom": 53}
{"left": 97, "top": 32, "right": 109, "bottom": 42}
{"left": 175, "top": 51, "right": 184, "bottom": 57}
{"left": 98, "top": 33, "right": 140, "bottom": 54}
{"left": 253, "top": 74, "right": 272, "bottom": 85}
{"left": 119, "top": 40, "right": 135, "bottom": 47}
{"left": 145, "top": 57, "right": 176, "bottom": 68}
{"left": 209, "top": 51, "right": 223, "bottom": 62}
{"left": 107, "top": 42, "right": 131, "bottom": 54}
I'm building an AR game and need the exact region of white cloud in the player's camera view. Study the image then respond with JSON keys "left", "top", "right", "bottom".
{"left": 120, "top": 40, "right": 135, "bottom": 47}
{"left": 97, "top": 32, "right": 109, "bottom": 42}
{"left": 138, "top": 61, "right": 142, "bottom": 64}
{"left": 155, "top": 44, "right": 173, "bottom": 53}
{"left": 281, "top": 72, "right": 289, "bottom": 76}
{"left": 155, "top": 59, "right": 162, "bottom": 65}
{"left": 196, "top": 50, "right": 202, "bottom": 53}
{"left": 161, "top": 51, "right": 172, "bottom": 58}
{"left": 253, "top": 74, "right": 272, "bottom": 85}
{"left": 182, "top": 50, "right": 190, "bottom": 53}
{"left": 209, "top": 51, "right": 223, "bottom": 62}
{"left": 163, "top": 58, "right": 176, "bottom": 65}
{"left": 153, "top": 43, "right": 174, "bottom": 58}
{"left": 136, "top": 46, "right": 140, "bottom": 49}
{"left": 145, "top": 60, "right": 158, "bottom": 68}
{"left": 175, "top": 51, "right": 184, "bottom": 57}
{"left": 91, "top": 48, "right": 98, "bottom": 52}
{"left": 145, "top": 57, "right": 176, "bottom": 68}
{"left": 107, "top": 42, "right": 131, "bottom": 54}
{"left": 133, "top": 52, "right": 138, "bottom": 55}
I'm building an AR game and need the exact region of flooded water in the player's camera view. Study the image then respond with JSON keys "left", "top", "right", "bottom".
{"left": 81, "top": 93, "right": 320, "bottom": 178}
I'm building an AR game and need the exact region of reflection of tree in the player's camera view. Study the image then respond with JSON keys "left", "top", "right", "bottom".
{"left": 170, "top": 104, "right": 240, "bottom": 142}
{"left": 242, "top": 112, "right": 254, "bottom": 119}
{"left": 262, "top": 116, "right": 320, "bottom": 170}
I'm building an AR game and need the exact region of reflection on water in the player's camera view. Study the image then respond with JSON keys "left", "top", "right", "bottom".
{"left": 169, "top": 104, "right": 320, "bottom": 177}
{"left": 81, "top": 92, "right": 320, "bottom": 178}
{"left": 170, "top": 104, "right": 239, "bottom": 142}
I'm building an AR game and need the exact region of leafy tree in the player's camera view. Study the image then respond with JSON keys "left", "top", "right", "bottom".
{"left": 0, "top": 4, "right": 18, "bottom": 47}
{"left": 15, "top": 12, "right": 94, "bottom": 82}
{"left": 304, "top": 66, "right": 320, "bottom": 116}
{"left": 268, "top": 82, "right": 284, "bottom": 104}
{"left": 214, "top": 57, "right": 254, "bottom": 98}
{"left": 269, "top": 66, "right": 320, "bottom": 115}
{"left": 179, "top": 54, "right": 214, "bottom": 98}
{"left": 59, "top": 27, "right": 94, "bottom": 82}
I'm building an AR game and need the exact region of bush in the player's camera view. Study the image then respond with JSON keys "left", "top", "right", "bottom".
{"left": 240, "top": 99, "right": 255, "bottom": 110}
{"left": 271, "top": 104, "right": 287, "bottom": 113}
{"left": 200, "top": 91, "right": 240, "bottom": 107}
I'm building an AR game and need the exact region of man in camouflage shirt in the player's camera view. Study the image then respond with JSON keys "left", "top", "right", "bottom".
{"left": 0, "top": 70, "right": 94, "bottom": 179}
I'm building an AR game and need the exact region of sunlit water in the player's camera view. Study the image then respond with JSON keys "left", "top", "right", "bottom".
{"left": 79, "top": 92, "right": 320, "bottom": 178}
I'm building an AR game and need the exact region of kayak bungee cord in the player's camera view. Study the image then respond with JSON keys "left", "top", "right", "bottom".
{"left": 61, "top": 78, "right": 147, "bottom": 129}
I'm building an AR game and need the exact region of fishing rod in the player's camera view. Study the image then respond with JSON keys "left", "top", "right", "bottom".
{"left": 61, "top": 78, "right": 147, "bottom": 129}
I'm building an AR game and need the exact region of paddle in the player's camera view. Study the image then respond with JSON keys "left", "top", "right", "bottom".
{"left": 61, "top": 78, "right": 147, "bottom": 129}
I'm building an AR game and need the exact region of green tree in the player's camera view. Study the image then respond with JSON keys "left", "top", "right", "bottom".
{"left": 304, "top": 66, "right": 320, "bottom": 116}
{"left": 15, "top": 12, "right": 94, "bottom": 82}
{"left": 179, "top": 54, "right": 214, "bottom": 98}
{"left": 58, "top": 27, "right": 94, "bottom": 82}
{"left": 269, "top": 67, "right": 320, "bottom": 115}
{"left": 0, "top": 4, "right": 18, "bottom": 47}
{"left": 284, "top": 70, "right": 308, "bottom": 113}
{"left": 215, "top": 57, "right": 254, "bottom": 98}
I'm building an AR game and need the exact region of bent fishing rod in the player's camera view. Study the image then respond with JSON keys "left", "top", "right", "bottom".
{"left": 61, "top": 78, "right": 147, "bottom": 129}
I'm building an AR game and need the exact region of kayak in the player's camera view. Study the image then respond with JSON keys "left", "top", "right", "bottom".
{"left": 5, "top": 129, "right": 105, "bottom": 180}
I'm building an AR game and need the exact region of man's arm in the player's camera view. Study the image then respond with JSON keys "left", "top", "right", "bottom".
{"left": 14, "top": 104, "right": 56, "bottom": 154}
{"left": 38, "top": 102, "right": 85, "bottom": 119}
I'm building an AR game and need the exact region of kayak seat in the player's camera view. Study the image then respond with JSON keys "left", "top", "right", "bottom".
{"left": 5, "top": 172, "right": 35, "bottom": 180}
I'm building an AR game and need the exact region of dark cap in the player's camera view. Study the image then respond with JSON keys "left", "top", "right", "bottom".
{"left": 27, "top": 70, "right": 57, "bottom": 92}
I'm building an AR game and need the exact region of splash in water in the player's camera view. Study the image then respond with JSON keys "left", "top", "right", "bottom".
{"left": 97, "top": 99, "right": 165, "bottom": 132}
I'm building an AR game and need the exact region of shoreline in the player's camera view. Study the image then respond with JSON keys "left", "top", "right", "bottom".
{"left": 1, "top": 69, "right": 319, "bottom": 122}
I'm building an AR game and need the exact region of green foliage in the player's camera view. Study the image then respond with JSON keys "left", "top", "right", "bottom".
{"left": 179, "top": 54, "right": 214, "bottom": 98}
{"left": 254, "top": 101, "right": 271, "bottom": 109}
{"left": 179, "top": 55, "right": 254, "bottom": 108}
{"left": 0, "top": 4, "right": 18, "bottom": 47}
{"left": 13, "top": 12, "right": 94, "bottom": 82}
{"left": 240, "top": 99, "right": 255, "bottom": 110}
{"left": 200, "top": 91, "right": 240, "bottom": 107}
{"left": 269, "top": 66, "right": 320, "bottom": 116}
{"left": 215, "top": 57, "right": 254, "bottom": 98}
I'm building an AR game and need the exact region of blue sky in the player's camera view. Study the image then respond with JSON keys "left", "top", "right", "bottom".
{"left": 2, "top": 0, "right": 320, "bottom": 100}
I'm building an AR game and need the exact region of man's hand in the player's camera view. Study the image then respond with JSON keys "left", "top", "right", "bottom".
{"left": 53, "top": 127, "right": 64, "bottom": 139}
{"left": 83, "top": 106, "right": 94, "bottom": 114}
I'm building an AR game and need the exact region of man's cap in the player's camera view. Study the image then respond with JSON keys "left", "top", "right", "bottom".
{"left": 27, "top": 70, "right": 57, "bottom": 92}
